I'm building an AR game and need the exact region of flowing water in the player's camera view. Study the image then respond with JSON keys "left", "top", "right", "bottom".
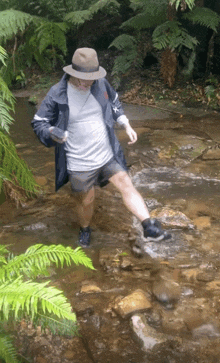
{"left": 1, "top": 97, "right": 220, "bottom": 362}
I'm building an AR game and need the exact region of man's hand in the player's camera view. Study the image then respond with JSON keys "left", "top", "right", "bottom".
{"left": 125, "top": 124, "right": 137, "bottom": 145}
{"left": 49, "top": 127, "right": 68, "bottom": 143}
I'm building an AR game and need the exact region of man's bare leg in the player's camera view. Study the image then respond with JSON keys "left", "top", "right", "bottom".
{"left": 109, "top": 171, "right": 150, "bottom": 222}
{"left": 72, "top": 186, "right": 95, "bottom": 228}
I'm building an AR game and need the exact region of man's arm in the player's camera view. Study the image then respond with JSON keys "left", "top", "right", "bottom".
{"left": 104, "top": 79, "right": 137, "bottom": 144}
{"left": 31, "top": 92, "right": 58, "bottom": 147}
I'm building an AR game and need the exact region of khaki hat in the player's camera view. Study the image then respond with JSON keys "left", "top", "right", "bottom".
{"left": 63, "top": 48, "right": 106, "bottom": 80}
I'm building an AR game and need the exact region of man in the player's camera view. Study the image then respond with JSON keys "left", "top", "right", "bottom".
{"left": 31, "top": 48, "right": 171, "bottom": 247}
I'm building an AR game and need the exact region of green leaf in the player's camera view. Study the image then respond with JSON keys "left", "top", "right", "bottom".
{"left": 0, "top": 334, "right": 19, "bottom": 363}
{"left": 0, "top": 9, "right": 33, "bottom": 42}
{"left": 183, "top": 7, "right": 220, "bottom": 32}
{"left": 153, "top": 20, "right": 198, "bottom": 51}
{"left": 109, "top": 34, "right": 137, "bottom": 50}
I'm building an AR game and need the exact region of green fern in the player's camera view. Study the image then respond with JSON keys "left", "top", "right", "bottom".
{"left": 64, "top": 10, "right": 92, "bottom": 26}
{"left": 183, "top": 7, "right": 220, "bottom": 32}
{"left": 0, "top": 334, "right": 19, "bottom": 363}
{"left": 153, "top": 20, "right": 198, "bottom": 51}
{"left": 0, "top": 9, "right": 33, "bottom": 42}
{"left": 170, "top": 0, "right": 195, "bottom": 11}
{"left": 35, "top": 22, "right": 67, "bottom": 55}
{"left": 0, "top": 244, "right": 95, "bottom": 281}
{"left": 121, "top": 0, "right": 167, "bottom": 30}
{"left": 64, "top": 0, "right": 120, "bottom": 26}
{"left": 110, "top": 34, "right": 137, "bottom": 51}
{"left": 0, "top": 131, "right": 41, "bottom": 196}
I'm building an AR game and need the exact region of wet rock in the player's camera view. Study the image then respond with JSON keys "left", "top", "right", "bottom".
{"left": 34, "top": 176, "right": 48, "bottom": 186}
{"left": 206, "top": 280, "right": 220, "bottom": 291}
{"left": 202, "top": 147, "right": 220, "bottom": 160}
{"left": 114, "top": 289, "right": 152, "bottom": 318}
{"left": 196, "top": 272, "right": 215, "bottom": 282}
{"left": 181, "top": 269, "right": 201, "bottom": 282}
{"left": 23, "top": 222, "right": 47, "bottom": 231}
{"left": 192, "top": 324, "right": 220, "bottom": 339}
{"left": 99, "top": 247, "right": 121, "bottom": 272}
{"left": 150, "top": 207, "right": 194, "bottom": 229}
{"left": 120, "top": 256, "right": 134, "bottom": 270}
{"left": 181, "top": 287, "right": 194, "bottom": 296}
{"left": 80, "top": 284, "right": 102, "bottom": 294}
{"left": 152, "top": 278, "right": 181, "bottom": 308}
{"left": 131, "top": 313, "right": 166, "bottom": 351}
{"left": 193, "top": 216, "right": 211, "bottom": 230}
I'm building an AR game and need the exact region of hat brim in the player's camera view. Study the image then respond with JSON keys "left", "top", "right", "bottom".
{"left": 63, "top": 65, "right": 107, "bottom": 80}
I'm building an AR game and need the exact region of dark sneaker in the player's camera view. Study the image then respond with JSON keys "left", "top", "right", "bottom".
{"left": 143, "top": 219, "right": 171, "bottom": 242}
{"left": 78, "top": 227, "right": 91, "bottom": 248}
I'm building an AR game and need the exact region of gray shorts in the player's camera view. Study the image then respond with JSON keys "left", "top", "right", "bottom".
{"left": 67, "top": 157, "right": 126, "bottom": 193}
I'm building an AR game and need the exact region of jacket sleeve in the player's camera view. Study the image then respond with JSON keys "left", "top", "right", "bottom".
{"left": 31, "top": 91, "right": 58, "bottom": 147}
{"left": 104, "top": 79, "right": 129, "bottom": 127}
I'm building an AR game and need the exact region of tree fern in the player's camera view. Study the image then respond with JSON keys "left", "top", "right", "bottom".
{"left": 0, "top": 9, "right": 33, "bottom": 42}
{"left": 152, "top": 20, "right": 198, "bottom": 51}
{"left": 183, "top": 7, "right": 220, "bottom": 32}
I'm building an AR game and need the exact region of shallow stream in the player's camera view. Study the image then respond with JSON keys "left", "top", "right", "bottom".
{"left": 1, "top": 98, "right": 220, "bottom": 362}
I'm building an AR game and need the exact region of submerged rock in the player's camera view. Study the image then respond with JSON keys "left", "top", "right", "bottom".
{"left": 114, "top": 289, "right": 152, "bottom": 318}
{"left": 150, "top": 207, "right": 194, "bottom": 229}
{"left": 131, "top": 313, "right": 166, "bottom": 351}
{"left": 192, "top": 324, "right": 220, "bottom": 339}
{"left": 202, "top": 147, "right": 220, "bottom": 160}
{"left": 152, "top": 278, "right": 181, "bottom": 308}
{"left": 23, "top": 222, "right": 47, "bottom": 231}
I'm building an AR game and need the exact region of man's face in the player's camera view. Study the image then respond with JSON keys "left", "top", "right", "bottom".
{"left": 71, "top": 77, "right": 94, "bottom": 91}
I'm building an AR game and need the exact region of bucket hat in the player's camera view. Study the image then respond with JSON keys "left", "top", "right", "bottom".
{"left": 63, "top": 48, "right": 106, "bottom": 80}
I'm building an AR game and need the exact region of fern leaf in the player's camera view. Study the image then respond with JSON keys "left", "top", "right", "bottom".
{"left": 0, "top": 46, "right": 7, "bottom": 66}
{"left": 183, "top": 7, "right": 220, "bottom": 32}
{"left": 121, "top": 0, "right": 167, "bottom": 30}
{"left": 109, "top": 34, "right": 137, "bottom": 50}
{"left": 153, "top": 20, "right": 198, "bottom": 51}
{"left": 89, "top": 0, "right": 120, "bottom": 15}
{"left": 170, "top": 0, "right": 195, "bottom": 11}
{"left": 0, "top": 244, "right": 95, "bottom": 281}
{"left": 0, "top": 9, "right": 33, "bottom": 41}
{"left": 0, "top": 278, "right": 76, "bottom": 321}
{"left": 0, "top": 334, "right": 19, "bottom": 363}
{"left": 0, "top": 101, "right": 14, "bottom": 133}
{"left": 64, "top": 10, "right": 92, "bottom": 26}
{"left": 36, "top": 22, "right": 67, "bottom": 55}
{"left": 0, "top": 131, "right": 41, "bottom": 196}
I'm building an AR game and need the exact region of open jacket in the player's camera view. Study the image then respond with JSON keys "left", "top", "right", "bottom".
{"left": 31, "top": 73, "right": 128, "bottom": 191}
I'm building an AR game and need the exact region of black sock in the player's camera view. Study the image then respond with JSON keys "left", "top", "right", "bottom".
{"left": 141, "top": 218, "right": 151, "bottom": 229}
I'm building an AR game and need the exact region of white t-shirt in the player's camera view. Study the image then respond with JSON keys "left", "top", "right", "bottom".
{"left": 64, "top": 82, "right": 114, "bottom": 171}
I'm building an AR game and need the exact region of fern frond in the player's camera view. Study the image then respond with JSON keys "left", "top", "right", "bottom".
{"left": 183, "top": 7, "right": 220, "bottom": 32}
{"left": 0, "top": 46, "right": 7, "bottom": 66}
{"left": 0, "top": 277, "right": 76, "bottom": 321}
{"left": 0, "top": 334, "right": 19, "bottom": 363}
{"left": 0, "top": 9, "right": 33, "bottom": 41}
{"left": 0, "top": 244, "right": 95, "bottom": 282}
{"left": 64, "top": 10, "right": 92, "bottom": 26}
{"left": 121, "top": 0, "right": 167, "bottom": 30}
{"left": 89, "top": 0, "right": 120, "bottom": 15}
{"left": 0, "top": 131, "right": 41, "bottom": 196}
{"left": 153, "top": 20, "right": 198, "bottom": 51}
{"left": 170, "top": 0, "right": 195, "bottom": 11}
{"left": 35, "top": 22, "right": 67, "bottom": 55}
{"left": 0, "top": 101, "right": 14, "bottom": 133}
{"left": 109, "top": 34, "right": 137, "bottom": 50}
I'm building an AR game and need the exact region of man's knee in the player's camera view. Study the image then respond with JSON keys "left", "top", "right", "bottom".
{"left": 110, "top": 171, "right": 133, "bottom": 192}
{"left": 72, "top": 187, "right": 95, "bottom": 206}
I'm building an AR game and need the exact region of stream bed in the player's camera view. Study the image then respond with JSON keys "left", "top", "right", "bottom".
{"left": 1, "top": 98, "right": 220, "bottom": 362}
